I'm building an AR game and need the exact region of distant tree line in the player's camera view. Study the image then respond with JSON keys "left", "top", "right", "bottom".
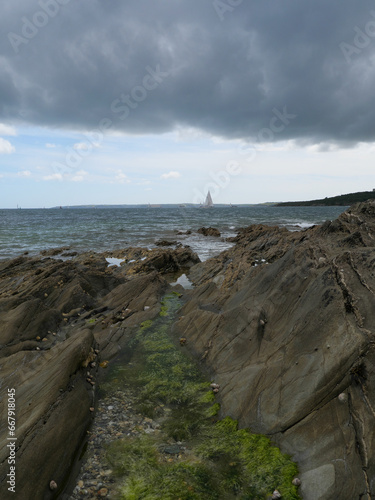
{"left": 276, "top": 190, "right": 375, "bottom": 207}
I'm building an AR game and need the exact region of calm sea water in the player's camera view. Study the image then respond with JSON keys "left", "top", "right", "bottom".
{"left": 0, "top": 206, "right": 347, "bottom": 261}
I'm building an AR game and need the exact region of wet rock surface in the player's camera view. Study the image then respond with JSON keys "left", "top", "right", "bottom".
{"left": 174, "top": 200, "right": 375, "bottom": 500}
{"left": 0, "top": 247, "right": 199, "bottom": 499}
{"left": 197, "top": 226, "right": 221, "bottom": 237}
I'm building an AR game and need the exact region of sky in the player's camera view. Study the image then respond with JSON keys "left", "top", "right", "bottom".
{"left": 1, "top": 0, "right": 375, "bottom": 208}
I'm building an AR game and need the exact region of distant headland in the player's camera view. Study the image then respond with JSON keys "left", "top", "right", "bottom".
{"left": 275, "top": 189, "right": 375, "bottom": 207}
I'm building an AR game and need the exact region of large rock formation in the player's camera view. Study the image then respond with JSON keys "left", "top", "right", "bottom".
{"left": 0, "top": 246, "right": 199, "bottom": 499}
{"left": 174, "top": 201, "right": 375, "bottom": 500}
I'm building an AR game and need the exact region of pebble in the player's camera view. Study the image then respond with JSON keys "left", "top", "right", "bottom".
{"left": 49, "top": 480, "right": 58, "bottom": 490}
{"left": 338, "top": 393, "right": 347, "bottom": 403}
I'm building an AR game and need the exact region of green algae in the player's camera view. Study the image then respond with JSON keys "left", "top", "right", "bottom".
{"left": 140, "top": 320, "right": 153, "bottom": 330}
{"left": 105, "top": 294, "right": 301, "bottom": 499}
{"left": 159, "top": 298, "right": 169, "bottom": 317}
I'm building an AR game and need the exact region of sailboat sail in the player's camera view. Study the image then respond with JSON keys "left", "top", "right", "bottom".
{"left": 203, "top": 191, "right": 213, "bottom": 208}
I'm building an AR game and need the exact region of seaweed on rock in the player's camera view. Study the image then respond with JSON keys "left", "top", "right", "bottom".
{"left": 105, "top": 294, "right": 301, "bottom": 499}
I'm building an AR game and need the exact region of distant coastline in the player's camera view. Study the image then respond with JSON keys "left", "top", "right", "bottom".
{"left": 275, "top": 189, "right": 375, "bottom": 207}
{"left": 48, "top": 203, "right": 267, "bottom": 209}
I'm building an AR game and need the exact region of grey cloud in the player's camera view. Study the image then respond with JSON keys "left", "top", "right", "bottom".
{"left": 1, "top": 0, "right": 375, "bottom": 145}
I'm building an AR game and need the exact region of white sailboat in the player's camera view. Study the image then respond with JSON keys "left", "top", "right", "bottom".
{"left": 201, "top": 191, "right": 213, "bottom": 208}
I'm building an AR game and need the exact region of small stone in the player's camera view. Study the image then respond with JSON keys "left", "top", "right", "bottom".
{"left": 52, "top": 332, "right": 57, "bottom": 336}
{"left": 36, "top": 347, "right": 40, "bottom": 351}
{"left": 292, "top": 477, "right": 301, "bottom": 486}
{"left": 163, "top": 444, "right": 180, "bottom": 454}
{"left": 144, "top": 306, "right": 150, "bottom": 310}
{"left": 89, "top": 407, "right": 95, "bottom": 412}
{"left": 338, "top": 393, "right": 347, "bottom": 403}
{"left": 49, "top": 480, "right": 57, "bottom": 490}
{"left": 272, "top": 490, "right": 282, "bottom": 499}
{"left": 36, "top": 336, "right": 41, "bottom": 341}
{"left": 42, "top": 338, "right": 48, "bottom": 342}
{"left": 100, "top": 361, "right": 109, "bottom": 368}
{"left": 100, "top": 469, "right": 112, "bottom": 476}
{"left": 78, "top": 480, "right": 84, "bottom": 488}
{"left": 44, "top": 293, "right": 48, "bottom": 298}
{"left": 98, "top": 488, "right": 108, "bottom": 497}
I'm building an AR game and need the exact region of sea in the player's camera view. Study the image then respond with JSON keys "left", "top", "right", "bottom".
{"left": 0, "top": 206, "right": 347, "bottom": 262}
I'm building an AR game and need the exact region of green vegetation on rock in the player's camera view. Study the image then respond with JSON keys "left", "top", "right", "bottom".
{"left": 140, "top": 320, "right": 153, "bottom": 330}
{"left": 105, "top": 294, "right": 301, "bottom": 499}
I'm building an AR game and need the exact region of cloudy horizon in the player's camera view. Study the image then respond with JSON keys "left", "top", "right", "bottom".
{"left": 1, "top": 0, "right": 375, "bottom": 208}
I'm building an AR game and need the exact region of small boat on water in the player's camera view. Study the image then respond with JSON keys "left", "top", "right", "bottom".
{"left": 201, "top": 191, "right": 214, "bottom": 208}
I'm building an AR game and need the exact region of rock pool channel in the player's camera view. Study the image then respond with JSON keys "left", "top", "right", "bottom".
{"left": 68, "top": 293, "right": 301, "bottom": 500}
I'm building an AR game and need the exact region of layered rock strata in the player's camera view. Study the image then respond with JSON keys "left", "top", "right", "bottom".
{"left": 0, "top": 246, "right": 199, "bottom": 499}
{"left": 174, "top": 201, "right": 375, "bottom": 500}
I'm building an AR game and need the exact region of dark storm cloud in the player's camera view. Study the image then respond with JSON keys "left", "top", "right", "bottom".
{"left": 2, "top": 0, "right": 375, "bottom": 144}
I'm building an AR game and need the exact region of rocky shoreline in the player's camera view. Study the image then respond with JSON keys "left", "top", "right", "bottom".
{"left": 0, "top": 245, "right": 198, "bottom": 499}
{"left": 174, "top": 200, "right": 375, "bottom": 500}
{"left": 1, "top": 201, "right": 375, "bottom": 499}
